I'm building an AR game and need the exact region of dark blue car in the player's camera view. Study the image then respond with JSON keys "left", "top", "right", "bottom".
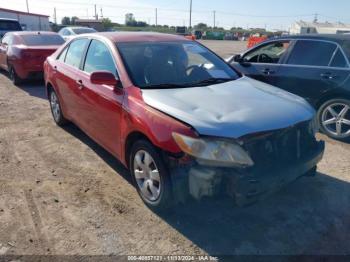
{"left": 230, "top": 34, "right": 350, "bottom": 141}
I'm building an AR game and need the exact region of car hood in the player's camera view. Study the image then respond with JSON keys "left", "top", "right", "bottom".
{"left": 141, "top": 76, "right": 315, "bottom": 139}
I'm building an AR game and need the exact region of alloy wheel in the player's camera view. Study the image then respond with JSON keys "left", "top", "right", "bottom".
{"left": 133, "top": 150, "right": 161, "bottom": 202}
{"left": 50, "top": 91, "right": 61, "bottom": 123}
{"left": 321, "top": 103, "right": 350, "bottom": 138}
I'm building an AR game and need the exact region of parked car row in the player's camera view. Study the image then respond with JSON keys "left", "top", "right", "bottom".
{"left": 43, "top": 32, "right": 324, "bottom": 210}
{"left": 2, "top": 28, "right": 346, "bottom": 211}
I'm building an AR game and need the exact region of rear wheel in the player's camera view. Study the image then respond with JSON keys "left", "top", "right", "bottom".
{"left": 318, "top": 99, "right": 350, "bottom": 141}
{"left": 49, "top": 89, "right": 68, "bottom": 126}
{"left": 8, "top": 65, "right": 22, "bottom": 86}
{"left": 129, "top": 140, "right": 173, "bottom": 211}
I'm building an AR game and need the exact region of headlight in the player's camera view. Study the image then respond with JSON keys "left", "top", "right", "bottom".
{"left": 172, "top": 132, "right": 254, "bottom": 167}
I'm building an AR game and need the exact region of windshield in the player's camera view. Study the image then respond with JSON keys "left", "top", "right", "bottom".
{"left": 0, "top": 21, "right": 21, "bottom": 31}
{"left": 21, "top": 34, "right": 65, "bottom": 46}
{"left": 117, "top": 41, "right": 239, "bottom": 88}
{"left": 72, "top": 28, "right": 97, "bottom": 34}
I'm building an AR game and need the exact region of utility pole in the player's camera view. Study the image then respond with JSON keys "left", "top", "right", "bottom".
{"left": 155, "top": 8, "right": 157, "bottom": 26}
{"left": 213, "top": 10, "right": 216, "bottom": 28}
{"left": 94, "top": 4, "right": 98, "bottom": 20}
{"left": 189, "top": 0, "right": 192, "bottom": 29}
{"left": 100, "top": 7, "right": 103, "bottom": 18}
{"left": 26, "top": 0, "right": 29, "bottom": 13}
{"left": 53, "top": 7, "right": 57, "bottom": 24}
{"left": 314, "top": 13, "right": 318, "bottom": 23}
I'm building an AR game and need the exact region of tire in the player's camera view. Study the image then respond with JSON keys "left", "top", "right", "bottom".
{"left": 304, "top": 166, "right": 317, "bottom": 177}
{"left": 317, "top": 98, "right": 350, "bottom": 142}
{"left": 8, "top": 65, "right": 22, "bottom": 86}
{"left": 129, "top": 140, "right": 173, "bottom": 211}
{"left": 48, "top": 88, "right": 69, "bottom": 126}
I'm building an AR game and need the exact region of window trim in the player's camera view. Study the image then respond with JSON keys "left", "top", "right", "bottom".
{"left": 56, "top": 38, "right": 90, "bottom": 70}
{"left": 284, "top": 39, "right": 350, "bottom": 69}
{"left": 241, "top": 40, "right": 293, "bottom": 65}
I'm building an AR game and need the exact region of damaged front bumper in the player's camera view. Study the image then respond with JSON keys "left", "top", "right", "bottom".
{"left": 169, "top": 139, "right": 325, "bottom": 206}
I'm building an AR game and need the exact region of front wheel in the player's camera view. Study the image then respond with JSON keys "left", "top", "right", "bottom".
{"left": 129, "top": 140, "right": 173, "bottom": 211}
{"left": 318, "top": 99, "right": 350, "bottom": 141}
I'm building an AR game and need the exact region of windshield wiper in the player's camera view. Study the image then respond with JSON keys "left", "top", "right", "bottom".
{"left": 142, "top": 83, "right": 193, "bottom": 89}
{"left": 191, "top": 78, "right": 235, "bottom": 86}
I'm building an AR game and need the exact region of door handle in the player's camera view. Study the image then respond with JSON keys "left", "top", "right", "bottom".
{"left": 321, "top": 72, "right": 336, "bottom": 80}
{"left": 262, "top": 68, "right": 275, "bottom": 75}
{"left": 76, "top": 79, "right": 85, "bottom": 90}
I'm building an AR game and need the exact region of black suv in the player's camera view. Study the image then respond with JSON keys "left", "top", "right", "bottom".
{"left": 230, "top": 34, "right": 350, "bottom": 141}
{"left": 0, "top": 18, "right": 22, "bottom": 38}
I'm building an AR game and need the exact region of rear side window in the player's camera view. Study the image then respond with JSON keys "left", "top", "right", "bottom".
{"left": 65, "top": 39, "right": 89, "bottom": 68}
{"left": 83, "top": 40, "right": 116, "bottom": 75}
{"left": 287, "top": 40, "right": 337, "bottom": 66}
{"left": 21, "top": 34, "right": 65, "bottom": 46}
{"left": 0, "top": 21, "right": 21, "bottom": 31}
{"left": 330, "top": 49, "right": 348, "bottom": 68}
{"left": 57, "top": 46, "right": 69, "bottom": 62}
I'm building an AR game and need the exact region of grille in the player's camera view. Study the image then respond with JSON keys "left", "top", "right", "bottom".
{"left": 242, "top": 121, "right": 317, "bottom": 171}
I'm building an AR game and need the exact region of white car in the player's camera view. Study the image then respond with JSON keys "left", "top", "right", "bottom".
{"left": 58, "top": 27, "right": 97, "bottom": 41}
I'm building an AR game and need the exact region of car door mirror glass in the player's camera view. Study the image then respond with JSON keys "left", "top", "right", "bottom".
{"left": 90, "top": 71, "right": 119, "bottom": 86}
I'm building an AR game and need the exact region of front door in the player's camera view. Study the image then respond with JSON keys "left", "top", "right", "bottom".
{"left": 75, "top": 39, "right": 124, "bottom": 158}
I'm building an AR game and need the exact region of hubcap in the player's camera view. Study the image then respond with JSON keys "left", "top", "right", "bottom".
{"left": 133, "top": 150, "right": 161, "bottom": 202}
{"left": 322, "top": 103, "right": 350, "bottom": 138}
{"left": 50, "top": 92, "right": 61, "bottom": 122}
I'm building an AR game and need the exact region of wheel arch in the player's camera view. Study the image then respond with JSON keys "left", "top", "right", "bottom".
{"left": 124, "top": 131, "right": 154, "bottom": 168}
{"left": 315, "top": 91, "right": 350, "bottom": 109}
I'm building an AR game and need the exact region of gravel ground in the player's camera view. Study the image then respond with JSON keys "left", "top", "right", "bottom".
{"left": 0, "top": 40, "right": 349, "bottom": 257}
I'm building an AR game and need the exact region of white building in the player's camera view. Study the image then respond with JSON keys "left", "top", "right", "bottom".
{"left": 290, "top": 21, "right": 350, "bottom": 35}
{"left": 0, "top": 7, "right": 50, "bottom": 31}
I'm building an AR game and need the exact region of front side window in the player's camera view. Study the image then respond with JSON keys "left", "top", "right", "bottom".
{"left": 287, "top": 40, "right": 337, "bottom": 66}
{"left": 65, "top": 38, "right": 89, "bottom": 68}
{"left": 243, "top": 41, "right": 290, "bottom": 64}
{"left": 117, "top": 41, "right": 238, "bottom": 88}
{"left": 21, "top": 34, "right": 65, "bottom": 46}
{"left": 84, "top": 40, "right": 116, "bottom": 75}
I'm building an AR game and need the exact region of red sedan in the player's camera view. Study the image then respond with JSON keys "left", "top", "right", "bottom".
{"left": 0, "top": 31, "right": 64, "bottom": 85}
{"left": 44, "top": 32, "right": 324, "bottom": 210}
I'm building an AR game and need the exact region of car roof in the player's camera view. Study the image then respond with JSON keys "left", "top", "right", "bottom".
{"left": 275, "top": 34, "right": 350, "bottom": 44}
{"left": 91, "top": 32, "right": 191, "bottom": 43}
{"left": 0, "top": 18, "right": 19, "bottom": 22}
{"left": 11, "top": 31, "right": 59, "bottom": 36}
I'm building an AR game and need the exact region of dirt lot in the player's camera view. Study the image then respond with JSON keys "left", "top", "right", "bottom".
{"left": 0, "top": 40, "right": 349, "bottom": 258}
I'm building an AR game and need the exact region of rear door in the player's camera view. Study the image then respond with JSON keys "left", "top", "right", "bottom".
{"left": 76, "top": 39, "right": 124, "bottom": 157}
{"left": 274, "top": 40, "right": 350, "bottom": 107}
{"left": 231, "top": 40, "right": 292, "bottom": 85}
{"left": 53, "top": 38, "right": 90, "bottom": 122}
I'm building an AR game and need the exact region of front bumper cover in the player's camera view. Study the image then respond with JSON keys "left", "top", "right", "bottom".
{"left": 169, "top": 140, "right": 325, "bottom": 206}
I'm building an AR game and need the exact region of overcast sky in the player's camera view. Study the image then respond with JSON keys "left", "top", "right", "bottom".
{"left": 3, "top": 0, "right": 350, "bottom": 30}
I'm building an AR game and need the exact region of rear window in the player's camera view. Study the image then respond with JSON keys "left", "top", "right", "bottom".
{"left": 21, "top": 34, "right": 65, "bottom": 46}
{"left": 0, "top": 20, "right": 21, "bottom": 31}
{"left": 72, "top": 28, "right": 96, "bottom": 34}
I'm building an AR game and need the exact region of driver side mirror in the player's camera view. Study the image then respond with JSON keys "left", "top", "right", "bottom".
{"left": 90, "top": 71, "right": 119, "bottom": 87}
{"left": 233, "top": 54, "right": 243, "bottom": 63}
